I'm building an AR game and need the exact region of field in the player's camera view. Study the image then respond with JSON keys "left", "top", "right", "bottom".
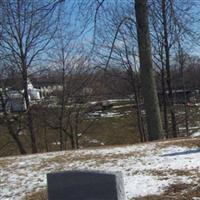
{"left": 0, "top": 99, "right": 200, "bottom": 157}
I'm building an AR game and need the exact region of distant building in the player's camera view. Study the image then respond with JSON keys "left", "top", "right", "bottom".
{"left": 27, "top": 80, "right": 41, "bottom": 101}
{"left": 0, "top": 80, "right": 42, "bottom": 112}
{"left": 33, "top": 80, "right": 63, "bottom": 98}
{"left": 7, "top": 91, "right": 27, "bottom": 112}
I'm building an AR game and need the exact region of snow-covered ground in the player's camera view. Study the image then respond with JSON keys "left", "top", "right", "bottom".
{"left": 88, "top": 111, "right": 124, "bottom": 118}
{"left": 191, "top": 130, "right": 200, "bottom": 138}
{"left": 1, "top": 138, "right": 200, "bottom": 200}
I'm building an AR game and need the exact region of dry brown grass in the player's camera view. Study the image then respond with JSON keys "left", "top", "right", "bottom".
{"left": 133, "top": 182, "right": 200, "bottom": 200}
{"left": 0, "top": 159, "right": 13, "bottom": 168}
{"left": 156, "top": 137, "right": 200, "bottom": 149}
{"left": 148, "top": 169, "right": 196, "bottom": 178}
{"left": 23, "top": 189, "right": 47, "bottom": 200}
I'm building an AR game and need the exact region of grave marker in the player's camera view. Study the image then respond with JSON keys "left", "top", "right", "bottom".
{"left": 47, "top": 170, "right": 126, "bottom": 200}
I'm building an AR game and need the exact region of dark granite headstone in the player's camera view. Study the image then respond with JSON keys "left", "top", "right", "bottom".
{"left": 47, "top": 170, "right": 126, "bottom": 200}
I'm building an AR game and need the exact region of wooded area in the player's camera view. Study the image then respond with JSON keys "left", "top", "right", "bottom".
{"left": 0, "top": 0, "right": 200, "bottom": 156}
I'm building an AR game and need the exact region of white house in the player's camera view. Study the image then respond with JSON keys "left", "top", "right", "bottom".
{"left": 27, "top": 80, "right": 41, "bottom": 101}
{"left": 0, "top": 80, "right": 42, "bottom": 112}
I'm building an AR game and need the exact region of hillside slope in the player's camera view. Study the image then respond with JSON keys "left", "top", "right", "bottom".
{"left": 1, "top": 138, "right": 200, "bottom": 200}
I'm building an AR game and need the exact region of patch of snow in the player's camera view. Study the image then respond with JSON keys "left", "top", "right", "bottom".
{"left": 191, "top": 131, "right": 200, "bottom": 138}
{"left": 88, "top": 101, "right": 97, "bottom": 105}
{"left": 193, "top": 197, "right": 200, "bottom": 200}
{"left": 100, "top": 112, "right": 124, "bottom": 118}
{"left": 179, "top": 126, "right": 200, "bottom": 132}
{"left": 88, "top": 111, "right": 124, "bottom": 118}
{"left": 52, "top": 142, "right": 61, "bottom": 145}
{"left": 113, "top": 104, "right": 133, "bottom": 109}
{"left": 107, "top": 98, "right": 132, "bottom": 103}
{"left": 125, "top": 175, "right": 172, "bottom": 198}
{"left": 190, "top": 126, "right": 200, "bottom": 130}
{"left": 177, "top": 111, "right": 185, "bottom": 115}
{"left": 83, "top": 136, "right": 102, "bottom": 145}
{"left": 77, "top": 133, "right": 82, "bottom": 137}
{"left": 18, "top": 130, "right": 27, "bottom": 136}
{"left": 89, "top": 139, "right": 99, "bottom": 144}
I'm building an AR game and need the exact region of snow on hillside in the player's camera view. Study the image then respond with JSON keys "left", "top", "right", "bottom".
{"left": 191, "top": 130, "right": 200, "bottom": 138}
{"left": 0, "top": 138, "right": 200, "bottom": 200}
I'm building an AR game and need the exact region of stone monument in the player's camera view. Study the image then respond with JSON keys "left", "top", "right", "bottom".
{"left": 47, "top": 170, "right": 126, "bottom": 200}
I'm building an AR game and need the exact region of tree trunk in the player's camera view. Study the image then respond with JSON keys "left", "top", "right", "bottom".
{"left": 161, "top": 0, "right": 177, "bottom": 138}
{"left": 179, "top": 47, "right": 189, "bottom": 136}
{"left": 74, "top": 132, "right": 79, "bottom": 149}
{"left": 23, "top": 74, "right": 38, "bottom": 153}
{"left": 135, "top": 0, "right": 163, "bottom": 141}
{"left": 134, "top": 83, "right": 146, "bottom": 142}
{"left": 59, "top": 115, "right": 64, "bottom": 151}
{"left": 70, "top": 135, "right": 76, "bottom": 149}
{"left": 43, "top": 126, "right": 49, "bottom": 152}
{"left": 7, "top": 124, "right": 27, "bottom": 155}
{"left": 161, "top": 67, "right": 169, "bottom": 137}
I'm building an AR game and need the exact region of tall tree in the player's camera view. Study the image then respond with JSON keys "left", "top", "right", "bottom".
{"left": 135, "top": 0, "right": 163, "bottom": 140}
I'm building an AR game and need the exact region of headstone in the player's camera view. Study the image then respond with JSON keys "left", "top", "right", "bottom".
{"left": 47, "top": 170, "right": 126, "bottom": 200}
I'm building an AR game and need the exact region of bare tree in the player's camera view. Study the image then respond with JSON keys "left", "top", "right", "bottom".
{"left": 176, "top": 44, "right": 190, "bottom": 136}
{"left": 161, "top": 0, "right": 177, "bottom": 137}
{"left": 0, "top": 0, "right": 58, "bottom": 153}
{"left": 45, "top": 59, "right": 95, "bottom": 150}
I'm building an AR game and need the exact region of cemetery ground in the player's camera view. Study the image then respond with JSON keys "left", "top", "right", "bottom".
{"left": 1, "top": 137, "right": 200, "bottom": 200}
{"left": 0, "top": 99, "right": 200, "bottom": 199}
